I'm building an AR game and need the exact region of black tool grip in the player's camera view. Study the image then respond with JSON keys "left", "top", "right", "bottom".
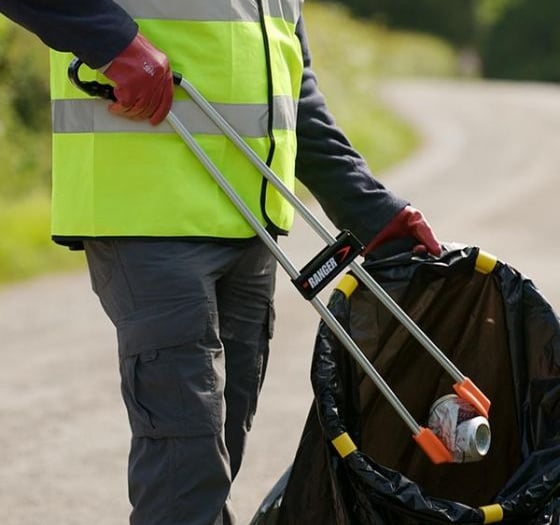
{"left": 67, "top": 57, "right": 182, "bottom": 101}
{"left": 68, "top": 58, "right": 117, "bottom": 101}
{"left": 292, "top": 230, "right": 364, "bottom": 300}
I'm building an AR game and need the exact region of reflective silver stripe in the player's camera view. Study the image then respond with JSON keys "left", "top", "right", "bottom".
{"left": 52, "top": 97, "right": 297, "bottom": 136}
{"left": 268, "top": 0, "right": 301, "bottom": 23}
{"left": 115, "top": 0, "right": 259, "bottom": 22}
{"left": 114, "top": 0, "right": 299, "bottom": 23}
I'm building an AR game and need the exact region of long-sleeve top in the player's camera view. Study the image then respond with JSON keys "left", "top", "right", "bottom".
{"left": 0, "top": 0, "right": 408, "bottom": 244}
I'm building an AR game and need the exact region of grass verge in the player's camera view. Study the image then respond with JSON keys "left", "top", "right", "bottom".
{"left": 0, "top": 193, "right": 84, "bottom": 285}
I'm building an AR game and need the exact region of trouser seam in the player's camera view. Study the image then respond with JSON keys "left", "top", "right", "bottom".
{"left": 112, "top": 240, "right": 138, "bottom": 311}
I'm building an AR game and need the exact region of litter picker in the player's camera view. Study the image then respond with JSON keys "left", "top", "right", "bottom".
{"left": 68, "top": 59, "right": 491, "bottom": 464}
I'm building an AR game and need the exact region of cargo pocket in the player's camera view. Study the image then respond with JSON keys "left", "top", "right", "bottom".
{"left": 120, "top": 343, "right": 225, "bottom": 439}
{"left": 116, "top": 299, "right": 210, "bottom": 359}
{"left": 120, "top": 352, "right": 157, "bottom": 435}
{"left": 118, "top": 302, "right": 224, "bottom": 439}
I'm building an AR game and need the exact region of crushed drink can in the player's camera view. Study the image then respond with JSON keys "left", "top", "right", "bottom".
{"left": 428, "top": 394, "right": 491, "bottom": 463}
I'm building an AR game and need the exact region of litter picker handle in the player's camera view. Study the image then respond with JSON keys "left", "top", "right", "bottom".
{"left": 68, "top": 58, "right": 116, "bottom": 101}
{"left": 67, "top": 58, "right": 182, "bottom": 102}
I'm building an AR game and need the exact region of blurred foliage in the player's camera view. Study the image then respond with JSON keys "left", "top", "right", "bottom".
{"left": 313, "top": 0, "right": 516, "bottom": 46}
{"left": 476, "top": 0, "right": 515, "bottom": 27}
{"left": 314, "top": 0, "right": 478, "bottom": 47}
{"left": 303, "top": 2, "right": 457, "bottom": 172}
{"left": 0, "top": 16, "right": 81, "bottom": 282}
{"left": 0, "top": 193, "right": 84, "bottom": 285}
{"left": 0, "top": 17, "right": 51, "bottom": 199}
{"left": 481, "top": 0, "right": 560, "bottom": 82}
{"left": 314, "top": 0, "right": 560, "bottom": 83}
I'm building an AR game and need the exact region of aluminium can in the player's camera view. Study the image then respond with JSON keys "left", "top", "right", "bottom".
{"left": 428, "top": 394, "right": 491, "bottom": 463}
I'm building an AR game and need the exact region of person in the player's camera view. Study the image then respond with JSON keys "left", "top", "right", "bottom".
{"left": 0, "top": 2, "right": 441, "bottom": 524}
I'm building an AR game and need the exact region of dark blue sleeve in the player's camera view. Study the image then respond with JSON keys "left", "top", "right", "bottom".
{"left": 294, "top": 17, "right": 408, "bottom": 244}
{"left": 0, "top": 0, "right": 138, "bottom": 68}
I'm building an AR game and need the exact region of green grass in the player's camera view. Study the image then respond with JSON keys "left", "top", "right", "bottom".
{"left": 0, "top": 3, "right": 458, "bottom": 285}
{"left": 0, "top": 194, "right": 84, "bottom": 284}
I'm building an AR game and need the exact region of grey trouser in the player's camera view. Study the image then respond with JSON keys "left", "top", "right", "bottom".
{"left": 84, "top": 238, "right": 276, "bottom": 525}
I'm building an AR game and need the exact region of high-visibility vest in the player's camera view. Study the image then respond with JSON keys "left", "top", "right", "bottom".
{"left": 49, "top": 0, "right": 304, "bottom": 241}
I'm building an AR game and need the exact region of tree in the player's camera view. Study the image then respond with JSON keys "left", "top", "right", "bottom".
{"left": 481, "top": 0, "right": 560, "bottom": 81}
{"left": 315, "top": 0, "right": 478, "bottom": 47}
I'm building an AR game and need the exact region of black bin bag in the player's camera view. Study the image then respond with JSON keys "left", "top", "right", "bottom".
{"left": 250, "top": 245, "right": 560, "bottom": 524}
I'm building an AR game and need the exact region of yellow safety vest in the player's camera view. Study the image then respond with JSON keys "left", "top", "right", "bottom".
{"left": 49, "top": 0, "right": 304, "bottom": 241}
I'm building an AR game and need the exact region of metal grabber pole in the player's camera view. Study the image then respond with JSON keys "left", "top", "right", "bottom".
{"left": 67, "top": 60, "right": 490, "bottom": 464}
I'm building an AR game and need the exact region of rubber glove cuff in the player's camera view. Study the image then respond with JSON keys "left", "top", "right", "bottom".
{"left": 363, "top": 206, "right": 442, "bottom": 258}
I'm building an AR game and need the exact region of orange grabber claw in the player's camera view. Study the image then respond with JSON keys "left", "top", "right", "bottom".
{"left": 453, "top": 377, "right": 491, "bottom": 418}
{"left": 413, "top": 427, "right": 453, "bottom": 464}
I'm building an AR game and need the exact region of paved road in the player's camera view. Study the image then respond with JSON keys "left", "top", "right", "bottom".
{"left": 1, "top": 80, "right": 559, "bottom": 525}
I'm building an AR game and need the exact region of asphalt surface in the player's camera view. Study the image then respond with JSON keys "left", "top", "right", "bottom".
{"left": 1, "top": 80, "right": 559, "bottom": 524}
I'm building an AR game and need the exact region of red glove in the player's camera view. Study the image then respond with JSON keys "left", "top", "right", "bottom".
{"left": 364, "top": 206, "right": 442, "bottom": 257}
{"left": 103, "top": 33, "right": 173, "bottom": 125}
